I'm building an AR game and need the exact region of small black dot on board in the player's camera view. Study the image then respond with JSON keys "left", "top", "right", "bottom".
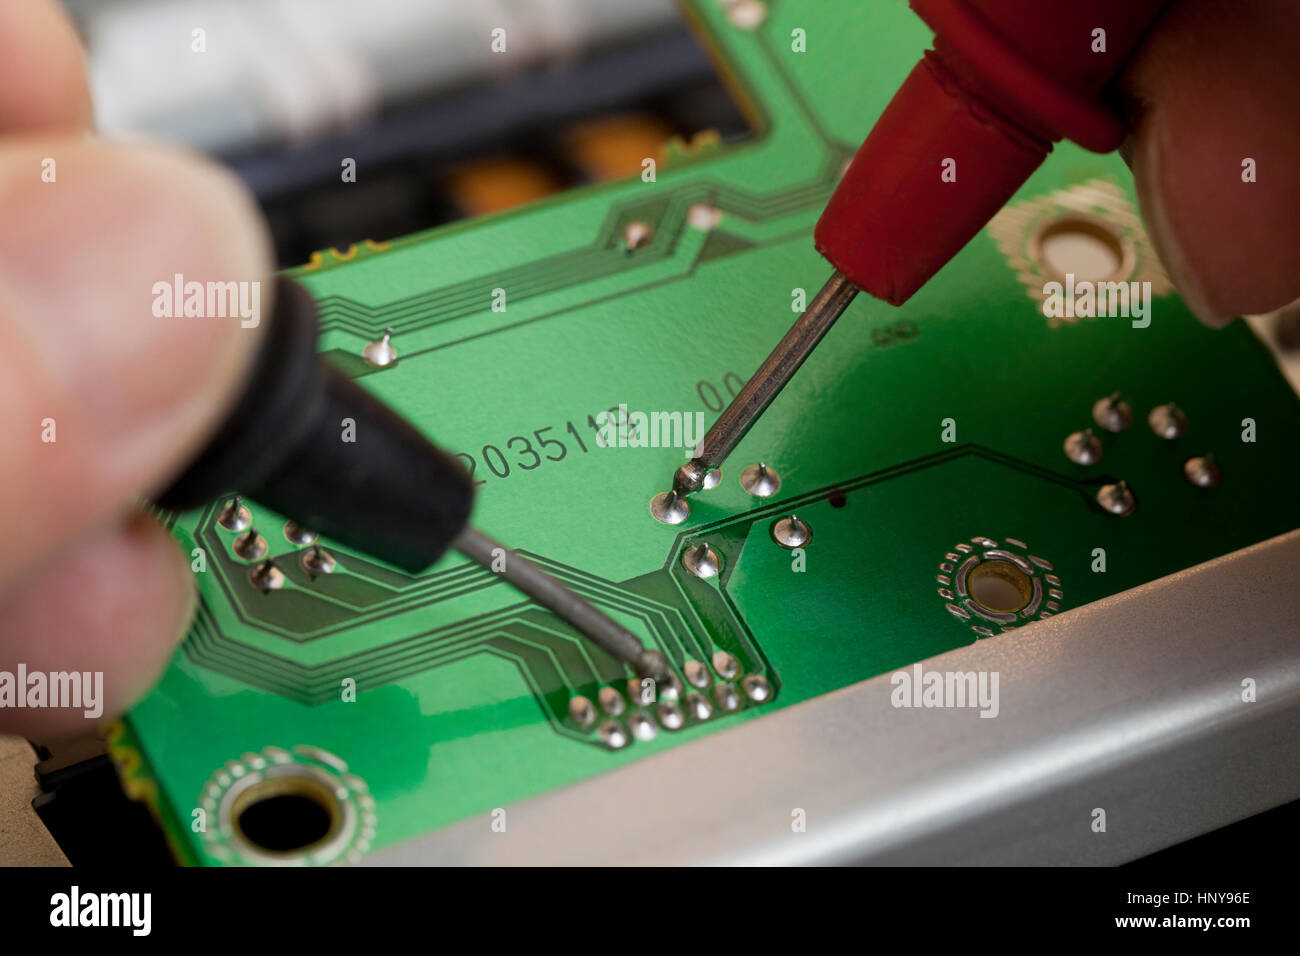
{"left": 827, "top": 488, "right": 847, "bottom": 508}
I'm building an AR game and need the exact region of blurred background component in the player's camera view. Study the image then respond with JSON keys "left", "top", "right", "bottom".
{"left": 62, "top": 0, "right": 750, "bottom": 266}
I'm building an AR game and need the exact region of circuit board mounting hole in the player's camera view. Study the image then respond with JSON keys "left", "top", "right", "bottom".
{"left": 231, "top": 775, "right": 341, "bottom": 856}
{"left": 967, "top": 560, "right": 1033, "bottom": 614}
{"left": 1033, "top": 216, "right": 1131, "bottom": 283}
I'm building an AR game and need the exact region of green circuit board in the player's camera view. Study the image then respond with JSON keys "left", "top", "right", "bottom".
{"left": 114, "top": 0, "right": 1300, "bottom": 865}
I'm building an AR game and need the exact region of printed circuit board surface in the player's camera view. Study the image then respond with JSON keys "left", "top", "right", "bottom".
{"left": 113, "top": 0, "right": 1300, "bottom": 864}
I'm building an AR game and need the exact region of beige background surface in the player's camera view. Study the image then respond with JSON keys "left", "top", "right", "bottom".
{"left": 0, "top": 735, "right": 68, "bottom": 866}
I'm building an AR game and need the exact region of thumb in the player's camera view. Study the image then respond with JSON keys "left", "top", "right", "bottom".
{"left": 1121, "top": 0, "right": 1300, "bottom": 326}
{"left": 0, "top": 138, "right": 272, "bottom": 588}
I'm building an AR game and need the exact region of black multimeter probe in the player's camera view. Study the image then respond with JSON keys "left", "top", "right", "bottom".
{"left": 157, "top": 277, "right": 668, "bottom": 681}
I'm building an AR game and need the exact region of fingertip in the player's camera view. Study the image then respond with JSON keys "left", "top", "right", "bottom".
{"left": 1122, "top": 0, "right": 1300, "bottom": 326}
{"left": 0, "top": 514, "right": 194, "bottom": 738}
{"left": 0, "top": 137, "right": 274, "bottom": 582}
{"left": 1129, "top": 128, "right": 1235, "bottom": 329}
{"left": 0, "top": 0, "right": 93, "bottom": 132}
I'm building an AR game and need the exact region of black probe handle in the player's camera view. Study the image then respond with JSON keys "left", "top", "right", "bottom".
{"left": 155, "top": 277, "right": 475, "bottom": 573}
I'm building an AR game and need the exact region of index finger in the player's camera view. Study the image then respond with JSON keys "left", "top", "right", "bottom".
{"left": 0, "top": 0, "right": 93, "bottom": 132}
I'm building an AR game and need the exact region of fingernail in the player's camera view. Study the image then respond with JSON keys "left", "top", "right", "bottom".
{"left": 1133, "top": 124, "right": 1233, "bottom": 328}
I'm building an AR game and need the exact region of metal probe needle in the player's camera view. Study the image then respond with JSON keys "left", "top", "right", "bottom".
{"left": 454, "top": 526, "right": 669, "bottom": 681}
{"left": 671, "top": 270, "right": 858, "bottom": 497}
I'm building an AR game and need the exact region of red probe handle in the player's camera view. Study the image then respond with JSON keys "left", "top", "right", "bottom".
{"left": 814, "top": 0, "right": 1173, "bottom": 306}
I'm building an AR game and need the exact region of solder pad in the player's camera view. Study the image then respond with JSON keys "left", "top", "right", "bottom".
{"left": 113, "top": 0, "right": 1300, "bottom": 864}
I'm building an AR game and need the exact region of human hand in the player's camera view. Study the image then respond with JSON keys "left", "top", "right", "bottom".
{"left": 0, "top": 1, "right": 272, "bottom": 736}
{"left": 1120, "top": 0, "right": 1300, "bottom": 326}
